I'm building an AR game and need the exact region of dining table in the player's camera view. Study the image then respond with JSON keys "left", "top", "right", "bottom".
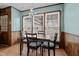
{"left": 20, "top": 35, "right": 54, "bottom": 56}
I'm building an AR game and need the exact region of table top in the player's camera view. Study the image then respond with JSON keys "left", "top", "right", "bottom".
{"left": 19, "top": 35, "right": 54, "bottom": 43}
{"left": 26, "top": 36, "right": 54, "bottom": 42}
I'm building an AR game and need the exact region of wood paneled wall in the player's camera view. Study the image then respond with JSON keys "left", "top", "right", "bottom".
{"left": 60, "top": 32, "right": 65, "bottom": 49}
{"left": 11, "top": 32, "right": 20, "bottom": 45}
{"left": 64, "top": 32, "right": 79, "bottom": 56}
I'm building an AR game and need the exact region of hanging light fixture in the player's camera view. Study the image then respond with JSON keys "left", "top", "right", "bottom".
{"left": 29, "top": 8, "right": 34, "bottom": 33}
{"left": 29, "top": 8, "right": 33, "bottom": 16}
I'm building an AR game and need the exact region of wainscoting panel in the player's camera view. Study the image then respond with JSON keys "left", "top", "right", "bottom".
{"left": 11, "top": 32, "right": 20, "bottom": 45}
{"left": 60, "top": 32, "right": 65, "bottom": 49}
{"left": 64, "top": 32, "right": 79, "bottom": 56}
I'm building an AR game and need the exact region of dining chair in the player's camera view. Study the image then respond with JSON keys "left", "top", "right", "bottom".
{"left": 26, "top": 33, "right": 42, "bottom": 56}
{"left": 20, "top": 31, "right": 27, "bottom": 55}
{"left": 41, "top": 33, "right": 58, "bottom": 56}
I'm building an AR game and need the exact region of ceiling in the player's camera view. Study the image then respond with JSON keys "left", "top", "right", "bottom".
{"left": 0, "top": 3, "right": 56, "bottom": 11}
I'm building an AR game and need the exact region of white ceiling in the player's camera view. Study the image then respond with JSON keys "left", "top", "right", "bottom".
{"left": 0, "top": 3, "right": 56, "bottom": 11}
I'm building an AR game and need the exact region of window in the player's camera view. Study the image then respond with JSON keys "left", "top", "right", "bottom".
{"left": 33, "top": 14, "right": 44, "bottom": 34}
{"left": 23, "top": 16, "right": 32, "bottom": 33}
{"left": 45, "top": 11, "right": 60, "bottom": 42}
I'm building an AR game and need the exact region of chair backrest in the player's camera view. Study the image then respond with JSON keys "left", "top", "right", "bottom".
{"left": 53, "top": 33, "right": 58, "bottom": 44}
{"left": 20, "top": 31, "right": 27, "bottom": 37}
{"left": 26, "top": 33, "right": 37, "bottom": 38}
{"left": 26, "top": 33, "right": 37, "bottom": 46}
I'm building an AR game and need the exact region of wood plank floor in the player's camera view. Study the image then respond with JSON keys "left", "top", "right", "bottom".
{"left": 0, "top": 43, "right": 67, "bottom": 56}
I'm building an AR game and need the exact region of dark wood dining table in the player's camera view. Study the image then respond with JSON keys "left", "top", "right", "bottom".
{"left": 20, "top": 36, "right": 54, "bottom": 56}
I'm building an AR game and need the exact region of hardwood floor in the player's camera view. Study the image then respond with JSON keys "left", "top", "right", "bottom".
{"left": 0, "top": 43, "right": 67, "bottom": 56}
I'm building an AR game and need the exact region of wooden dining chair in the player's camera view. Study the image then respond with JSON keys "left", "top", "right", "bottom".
{"left": 41, "top": 33, "right": 58, "bottom": 56}
{"left": 20, "top": 31, "right": 27, "bottom": 55}
{"left": 26, "top": 33, "right": 42, "bottom": 56}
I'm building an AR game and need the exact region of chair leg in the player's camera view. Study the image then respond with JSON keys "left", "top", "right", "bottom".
{"left": 48, "top": 49, "right": 50, "bottom": 56}
{"left": 36, "top": 50, "right": 37, "bottom": 56}
{"left": 20, "top": 42, "right": 23, "bottom": 56}
{"left": 20, "top": 44, "right": 22, "bottom": 55}
{"left": 40, "top": 47, "right": 41, "bottom": 55}
{"left": 53, "top": 48, "right": 55, "bottom": 56}
{"left": 27, "top": 47, "right": 29, "bottom": 56}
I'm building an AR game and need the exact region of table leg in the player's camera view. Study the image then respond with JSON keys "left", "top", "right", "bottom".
{"left": 20, "top": 39, "right": 23, "bottom": 56}
{"left": 48, "top": 42, "right": 50, "bottom": 56}
{"left": 42, "top": 47, "right": 43, "bottom": 56}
